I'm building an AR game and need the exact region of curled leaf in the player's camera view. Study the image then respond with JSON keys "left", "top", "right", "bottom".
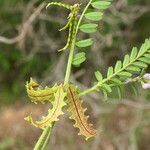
{"left": 66, "top": 86, "right": 97, "bottom": 140}
{"left": 24, "top": 84, "right": 66, "bottom": 129}
{"left": 26, "top": 78, "right": 57, "bottom": 104}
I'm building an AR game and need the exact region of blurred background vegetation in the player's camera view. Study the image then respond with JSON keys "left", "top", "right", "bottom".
{"left": 0, "top": 0, "right": 149, "bottom": 149}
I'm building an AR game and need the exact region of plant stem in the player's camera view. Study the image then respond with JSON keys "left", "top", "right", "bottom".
{"left": 64, "top": 0, "right": 93, "bottom": 83}
{"left": 64, "top": 38, "right": 76, "bottom": 83}
{"left": 76, "top": 0, "right": 93, "bottom": 34}
{"left": 33, "top": 1, "right": 93, "bottom": 149}
{"left": 34, "top": 125, "right": 52, "bottom": 150}
{"left": 33, "top": 27, "right": 76, "bottom": 150}
{"left": 79, "top": 86, "right": 97, "bottom": 96}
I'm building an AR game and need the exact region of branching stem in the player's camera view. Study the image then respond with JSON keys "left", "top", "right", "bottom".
{"left": 34, "top": 125, "right": 52, "bottom": 150}
{"left": 64, "top": 0, "right": 93, "bottom": 82}
{"left": 79, "top": 48, "right": 149, "bottom": 96}
{"left": 33, "top": 1, "right": 93, "bottom": 149}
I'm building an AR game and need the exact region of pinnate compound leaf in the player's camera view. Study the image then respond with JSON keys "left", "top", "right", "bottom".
{"left": 76, "top": 38, "right": 93, "bottom": 47}
{"left": 26, "top": 78, "right": 57, "bottom": 104}
{"left": 72, "top": 52, "right": 86, "bottom": 67}
{"left": 94, "top": 38, "right": 150, "bottom": 93}
{"left": 24, "top": 85, "right": 66, "bottom": 129}
{"left": 66, "top": 86, "right": 97, "bottom": 140}
{"left": 79, "top": 24, "right": 98, "bottom": 33}
{"left": 91, "top": 1, "right": 111, "bottom": 10}
{"left": 84, "top": 12, "right": 103, "bottom": 21}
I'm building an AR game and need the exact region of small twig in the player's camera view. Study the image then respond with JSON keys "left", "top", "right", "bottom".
{"left": 0, "top": 2, "right": 46, "bottom": 44}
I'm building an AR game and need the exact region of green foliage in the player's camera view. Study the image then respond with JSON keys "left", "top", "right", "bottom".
{"left": 84, "top": 12, "right": 103, "bottom": 21}
{"left": 91, "top": 1, "right": 111, "bottom": 10}
{"left": 1, "top": 0, "right": 147, "bottom": 149}
{"left": 72, "top": 52, "right": 86, "bottom": 67}
{"left": 76, "top": 38, "right": 93, "bottom": 47}
{"left": 95, "top": 71, "right": 103, "bottom": 81}
{"left": 25, "top": 0, "right": 150, "bottom": 147}
{"left": 79, "top": 23, "right": 98, "bottom": 33}
{"left": 24, "top": 1, "right": 113, "bottom": 147}
{"left": 75, "top": 0, "right": 111, "bottom": 51}
{"left": 47, "top": 2, "right": 80, "bottom": 52}
{"left": 93, "top": 38, "right": 150, "bottom": 99}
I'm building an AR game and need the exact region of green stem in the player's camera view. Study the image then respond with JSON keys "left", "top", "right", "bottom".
{"left": 33, "top": 1, "right": 93, "bottom": 149}
{"left": 64, "top": 0, "right": 93, "bottom": 83}
{"left": 33, "top": 20, "right": 76, "bottom": 150}
{"left": 79, "top": 86, "right": 97, "bottom": 96}
{"left": 34, "top": 125, "right": 52, "bottom": 150}
{"left": 64, "top": 38, "right": 76, "bottom": 83}
{"left": 75, "top": 0, "right": 93, "bottom": 34}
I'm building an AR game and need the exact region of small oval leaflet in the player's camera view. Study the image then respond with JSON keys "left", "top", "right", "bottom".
{"left": 123, "top": 55, "right": 130, "bottom": 67}
{"left": 103, "top": 84, "right": 112, "bottom": 93}
{"left": 139, "top": 57, "right": 150, "bottom": 64}
{"left": 130, "top": 47, "right": 138, "bottom": 61}
{"left": 95, "top": 71, "right": 103, "bottom": 81}
{"left": 84, "top": 12, "right": 103, "bottom": 21}
{"left": 144, "top": 53, "right": 150, "bottom": 58}
{"left": 79, "top": 23, "right": 98, "bottom": 33}
{"left": 111, "top": 78, "right": 122, "bottom": 84}
{"left": 91, "top": 1, "right": 111, "bottom": 10}
{"left": 133, "top": 61, "right": 148, "bottom": 68}
{"left": 118, "top": 71, "right": 132, "bottom": 77}
{"left": 72, "top": 52, "right": 86, "bottom": 67}
{"left": 107, "top": 66, "right": 113, "bottom": 77}
{"left": 76, "top": 38, "right": 93, "bottom": 48}
{"left": 114, "top": 61, "right": 122, "bottom": 72}
{"left": 126, "top": 66, "right": 141, "bottom": 72}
